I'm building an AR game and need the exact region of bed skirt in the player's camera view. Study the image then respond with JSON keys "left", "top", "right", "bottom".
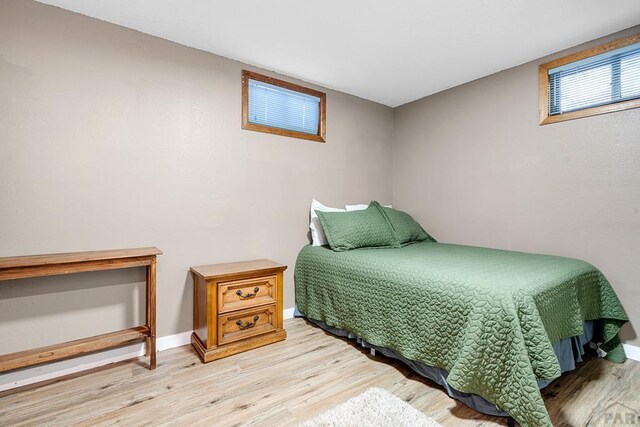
{"left": 295, "top": 308, "right": 596, "bottom": 417}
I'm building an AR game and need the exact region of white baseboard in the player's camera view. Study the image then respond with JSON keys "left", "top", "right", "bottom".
{"left": 0, "top": 311, "right": 297, "bottom": 393}
{"left": 283, "top": 307, "right": 295, "bottom": 320}
{"left": 157, "top": 330, "right": 192, "bottom": 351}
{"left": 623, "top": 344, "right": 640, "bottom": 362}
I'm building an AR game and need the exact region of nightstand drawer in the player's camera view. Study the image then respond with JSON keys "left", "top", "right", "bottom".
{"left": 217, "top": 275, "right": 276, "bottom": 313}
{"left": 217, "top": 304, "right": 276, "bottom": 345}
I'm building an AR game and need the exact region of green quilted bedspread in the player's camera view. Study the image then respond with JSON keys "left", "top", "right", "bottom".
{"left": 294, "top": 242, "right": 628, "bottom": 427}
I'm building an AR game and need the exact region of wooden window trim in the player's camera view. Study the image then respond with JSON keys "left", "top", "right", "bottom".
{"left": 242, "top": 70, "right": 326, "bottom": 142}
{"left": 539, "top": 33, "right": 640, "bottom": 125}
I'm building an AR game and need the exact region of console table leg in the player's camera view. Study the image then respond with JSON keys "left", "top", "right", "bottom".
{"left": 149, "top": 337, "right": 157, "bottom": 369}
{"left": 146, "top": 258, "right": 157, "bottom": 370}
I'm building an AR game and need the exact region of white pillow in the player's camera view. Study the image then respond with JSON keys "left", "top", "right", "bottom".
{"left": 345, "top": 203, "right": 392, "bottom": 211}
{"left": 309, "top": 199, "right": 345, "bottom": 246}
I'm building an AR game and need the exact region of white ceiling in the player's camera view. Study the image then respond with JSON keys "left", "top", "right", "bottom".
{"left": 37, "top": 0, "right": 640, "bottom": 107}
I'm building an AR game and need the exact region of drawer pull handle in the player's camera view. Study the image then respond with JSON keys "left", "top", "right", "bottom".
{"left": 236, "top": 287, "right": 259, "bottom": 299}
{"left": 236, "top": 315, "right": 259, "bottom": 330}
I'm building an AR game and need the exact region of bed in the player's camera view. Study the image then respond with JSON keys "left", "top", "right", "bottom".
{"left": 294, "top": 241, "right": 628, "bottom": 427}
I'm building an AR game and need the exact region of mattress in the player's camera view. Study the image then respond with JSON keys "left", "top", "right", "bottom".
{"left": 294, "top": 241, "right": 628, "bottom": 427}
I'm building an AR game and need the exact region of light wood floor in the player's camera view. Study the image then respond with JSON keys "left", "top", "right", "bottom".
{"left": 1, "top": 318, "right": 639, "bottom": 426}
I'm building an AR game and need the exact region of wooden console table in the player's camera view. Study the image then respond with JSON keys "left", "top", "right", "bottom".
{"left": 0, "top": 247, "right": 162, "bottom": 373}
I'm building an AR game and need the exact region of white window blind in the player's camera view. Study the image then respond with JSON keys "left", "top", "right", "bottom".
{"left": 248, "top": 78, "right": 321, "bottom": 135}
{"left": 548, "top": 42, "right": 640, "bottom": 115}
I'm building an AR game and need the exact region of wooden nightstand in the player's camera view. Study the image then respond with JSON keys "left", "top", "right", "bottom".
{"left": 190, "top": 259, "right": 287, "bottom": 362}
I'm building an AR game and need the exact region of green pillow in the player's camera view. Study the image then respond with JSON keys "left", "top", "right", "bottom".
{"left": 381, "top": 207, "right": 436, "bottom": 245}
{"left": 316, "top": 202, "right": 397, "bottom": 251}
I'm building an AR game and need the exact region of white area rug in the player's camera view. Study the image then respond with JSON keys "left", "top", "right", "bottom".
{"left": 299, "top": 387, "right": 442, "bottom": 427}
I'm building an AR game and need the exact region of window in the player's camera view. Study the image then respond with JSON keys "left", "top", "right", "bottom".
{"left": 539, "top": 33, "right": 640, "bottom": 125}
{"left": 242, "top": 70, "right": 326, "bottom": 142}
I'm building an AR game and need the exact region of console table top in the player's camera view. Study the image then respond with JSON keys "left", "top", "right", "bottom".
{"left": 0, "top": 247, "right": 163, "bottom": 270}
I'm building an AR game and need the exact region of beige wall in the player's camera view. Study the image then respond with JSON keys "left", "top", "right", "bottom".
{"left": 393, "top": 26, "right": 640, "bottom": 345}
{"left": 1, "top": 0, "right": 638, "bottom": 358}
{"left": 0, "top": 0, "right": 394, "bottom": 352}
